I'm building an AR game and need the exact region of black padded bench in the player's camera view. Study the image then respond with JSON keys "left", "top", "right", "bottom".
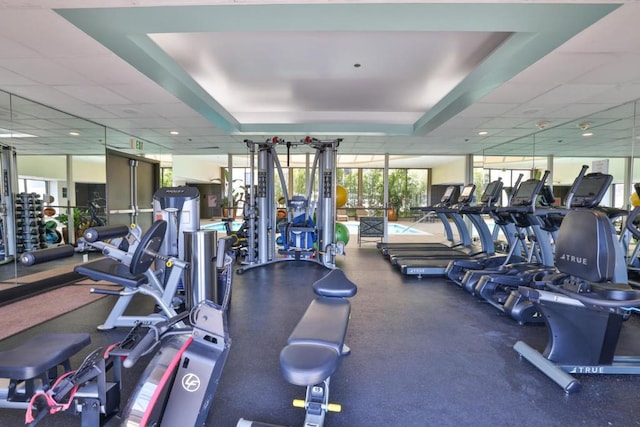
{"left": 0, "top": 333, "right": 91, "bottom": 406}
{"left": 280, "top": 268, "right": 357, "bottom": 386}
{"left": 238, "top": 269, "right": 357, "bottom": 427}
{"left": 75, "top": 257, "right": 147, "bottom": 289}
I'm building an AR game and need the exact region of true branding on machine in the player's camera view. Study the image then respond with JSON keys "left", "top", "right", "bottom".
{"left": 569, "top": 366, "right": 605, "bottom": 374}
{"left": 558, "top": 253, "right": 588, "bottom": 265}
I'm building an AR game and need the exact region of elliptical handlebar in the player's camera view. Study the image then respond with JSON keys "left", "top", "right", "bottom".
{"left": 564, "top": 164, "right": 589, "bottom": 208}
{"left": 507, "top": 173, "right": 524, "bottom": 205}
{"left": 626, "top": 205, "right": 640, "bottom": 240}
{"left": 123, "top": 310, "right": 191, "bottom": 368}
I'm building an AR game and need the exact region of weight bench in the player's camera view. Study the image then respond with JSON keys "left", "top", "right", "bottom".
{"left": 0, "top": 333, "right": 90, "bottom": 409}
{"left": 238, "top": 268, "right": 357, "bottom": 427}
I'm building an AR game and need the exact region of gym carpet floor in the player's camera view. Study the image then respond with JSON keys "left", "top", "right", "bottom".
{"left": 1, "top": 245, "right": 640, "bottom": 426}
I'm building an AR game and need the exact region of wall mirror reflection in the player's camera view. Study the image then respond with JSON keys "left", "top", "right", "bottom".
{"left": 0, "top": 90, "right": 107, "bottom": 288}
{"left": 1, "top": 88, "right": 640, "bottom": 304}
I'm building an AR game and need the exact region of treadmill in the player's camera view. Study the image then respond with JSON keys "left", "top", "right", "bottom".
{"left": 377, "top": 185, "right": 461, "bottom": 255}
{"left": 385, "top": 184, "right": 476, "bottom": 265}
{"left": 394, "top": 182, "right": 503, "bottom": 277}
{"left": 387, "top": 181, "right": 503, "bottom": 265}
{"left": 385, "top": 184, "right": 478, "bottom": 264}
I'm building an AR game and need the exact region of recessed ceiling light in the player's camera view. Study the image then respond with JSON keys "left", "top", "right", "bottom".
{"left": 69, "top": 131, "right": 80, "bottom": 136}
{"left": 478, "top": 131, "right": 488, "bottom": 136}
{"left": 170, "top": 131, "right": 180, "bottom": 135}
{"left": 582, "top": 132, "right": 593, "bottom": 137}
{"left": 353, "top": 63, "right": 361, "bottom": 68}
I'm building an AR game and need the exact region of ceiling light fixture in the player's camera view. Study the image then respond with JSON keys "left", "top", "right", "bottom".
{"left": 582, "top": 132, "right": 594, "bottom": 137}
{"left": 353, "top": 63, "right": 361, "bottom": 68}
{"left": 69, "top": 131, "right": 80, "bottom": 136}
{"left": 478, "top": 131, "right": 488, "bottom": 136}
{"left": 170, "top": 131, "right": 180, "bottom": 135}
{"left": 0, "top": 128, "right": 36, "bottom": 138}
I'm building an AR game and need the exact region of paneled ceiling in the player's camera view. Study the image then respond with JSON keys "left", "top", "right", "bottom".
{"left": 0, "top": 1, "right": 639, "bottom": 163}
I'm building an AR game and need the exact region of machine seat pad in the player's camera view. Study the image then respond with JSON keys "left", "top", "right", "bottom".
{"left": 280, "top": 297, "right": 351, "bottom": 386}
{"left": 0, "top": 333, "right": 90, "bottom": 379}
{"left": 74, "top": 258, "right": 146, "bottom": 288}
{"left": 590, "top": 282, "right": 640, "bottom": 301}
{"left": 313, "top": 269, "right": 357, "bottom": 298}
{"left": 280, "top": 344, "right": 340, "bottom": 386}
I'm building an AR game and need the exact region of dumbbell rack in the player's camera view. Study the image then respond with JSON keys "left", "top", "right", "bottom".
{"left": 15, "top": 193, "right": 46, "bottom": 253}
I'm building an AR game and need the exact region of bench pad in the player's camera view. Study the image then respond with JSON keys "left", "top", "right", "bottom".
{"left": 280, "top": 345, "right": 340, "bottom": 386}
{"left": 313, "top": 269, "right": 357, "bottom": 298}
{"left": 75, "top": 258, "right": 146, "bottom": 288}
{"left": 0, "top": 333, "right": 91, "bottom": 379}
{"left": 280, "top": 297, "right": 350, "bottom": 386}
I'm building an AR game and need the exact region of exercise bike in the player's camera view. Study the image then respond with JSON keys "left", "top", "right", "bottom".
{"left": 23, "top": 236, "right": 235, "bottom": 426}
{"left": 513, "top": 206, "right": 640, "bottom": 393}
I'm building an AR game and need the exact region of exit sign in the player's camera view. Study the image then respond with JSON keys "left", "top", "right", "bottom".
{"left": 130, "top": 138, "right": 144, "bottom": 150}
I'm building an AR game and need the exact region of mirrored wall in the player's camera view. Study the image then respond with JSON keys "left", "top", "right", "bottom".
{"left": 478, "top": 100, "right": 640, "bottom": 209}
{"left": 2, "top": 86, "right": 640, "bottom": 283}
{"left": 0, "top": 90, "right": 166, "bottom": 284}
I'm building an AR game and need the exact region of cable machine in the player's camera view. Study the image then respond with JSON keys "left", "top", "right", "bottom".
{"left": 237, "top": 137, "right": 343, "bottom": 274}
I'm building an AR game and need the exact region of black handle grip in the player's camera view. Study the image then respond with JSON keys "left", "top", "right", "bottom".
{"left": 123, "top": 329, "right": 157, "bottom": 369}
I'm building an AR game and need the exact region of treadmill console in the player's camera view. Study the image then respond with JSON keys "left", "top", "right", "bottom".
{"left": 538, "top": 185, "right": 556, "bottom": 207}
{"left": 439, "top": 185, "right": 459, "bottom": 205}
{"left": 510, "top": 179, "right": 544, "bottom": 207}
{"left": 457, "top": 184, "right": 476, "bottom": 205}
{"left": 570, "top": 173, "right": 613, "bottom": 208}
{"left": 479, "top": 180, "right": 503, "bottom": 205}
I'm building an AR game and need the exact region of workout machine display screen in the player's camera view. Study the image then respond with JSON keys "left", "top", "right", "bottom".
{"left": 511, "top": 180, "right": 543, "bottom": 206}
{"left": 458, "top": 185, "right": 475, "bottom": 203}
{"left": 441, "top": 186, "right": 455, "bottom": 202}
{"left": 571, "top": 173, "right": 613, "bottom": 208}
{"left": 480, "top": 181, "right": 503, "bottom": 204}
{"left": 539, "top": 185, "right": 556, "bottom": 206}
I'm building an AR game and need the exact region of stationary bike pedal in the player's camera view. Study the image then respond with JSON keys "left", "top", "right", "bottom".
{"left": 118, "top": 324, "right": 144, "bottom": 351}
{"left": 70, "top": 347, "right": 103, "bottom": 383}
{"left": 495, "top": 293, "right": 508, "bottom": 303}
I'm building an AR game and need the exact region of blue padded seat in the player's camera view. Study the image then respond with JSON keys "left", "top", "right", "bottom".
{"left": 0, "top": 333, "right": 90, "bottom": 379}
{"left": 554, "top": 209, "right": 617, "bottom": 283}
{"left": 74, "top": 258, "right": 147, "bottom": 288}
{"left": 313, "top": 268, "right": 357, "bottom": 298}
{"left": 280, "top": 297, "right": 351, "bottom": 386}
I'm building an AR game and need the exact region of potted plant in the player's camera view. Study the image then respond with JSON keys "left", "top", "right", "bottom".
{"left": 212, "top": 169, "right": 245, "bottom": 219}
{"left": 55, "top": 208, "right": 86, "bottom": 243}
{"left": 388, "top": 194, "right": 403, "bottom": 221}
